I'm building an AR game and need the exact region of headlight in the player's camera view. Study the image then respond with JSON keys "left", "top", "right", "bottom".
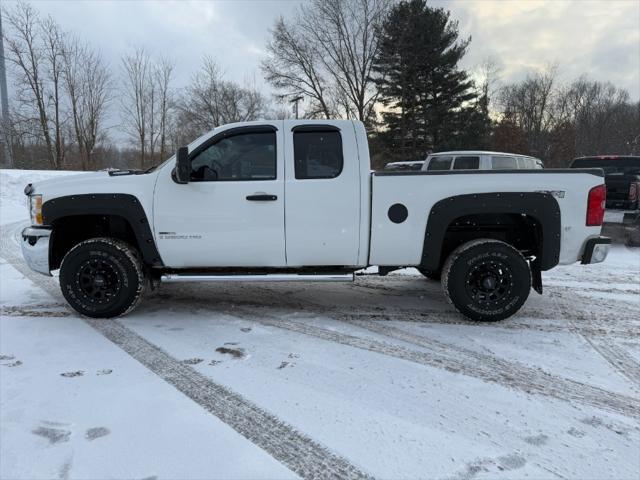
{"left": 29, "top": 195, "right": 43, "bottom": 225}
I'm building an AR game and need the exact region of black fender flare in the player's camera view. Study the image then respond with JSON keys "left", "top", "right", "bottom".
{"left": 420, "top": 192, "right": 561, "bottom": 271}
{"left": 42, "top": 193, "right": 163, "bottom": 267}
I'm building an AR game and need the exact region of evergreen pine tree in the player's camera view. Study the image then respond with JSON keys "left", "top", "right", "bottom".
{"left": 373, "top": 0, "right": 484, "bottom": 159}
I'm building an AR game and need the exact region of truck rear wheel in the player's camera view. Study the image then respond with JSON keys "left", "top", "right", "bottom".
{"left": 441, "top": 239, "right": 531, "bottom": 321}
{"left": 59, "top": 238, "right": 146, "bottom": 318}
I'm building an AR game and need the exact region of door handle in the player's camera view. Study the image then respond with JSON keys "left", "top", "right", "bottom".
{"left": 246, "top": 194, "right": 278, "bottom": 201}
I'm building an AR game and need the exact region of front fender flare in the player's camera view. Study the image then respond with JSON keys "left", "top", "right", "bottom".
{"left": 42, "top": 193, "right": 163, "bottom": 267}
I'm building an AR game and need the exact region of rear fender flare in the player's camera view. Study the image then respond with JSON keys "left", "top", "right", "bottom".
{"left": 420, "top": 192, "right": 561, "bottom": 271}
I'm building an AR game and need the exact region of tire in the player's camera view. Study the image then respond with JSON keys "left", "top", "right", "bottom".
{"left": 417, "top": 268, "right": 441, "bottom": 281}
{"left": 441, "top": 239, "right": 531, "bottom": 322}
{"left": 59, "top": 238, "right": 146, "bottom": 318}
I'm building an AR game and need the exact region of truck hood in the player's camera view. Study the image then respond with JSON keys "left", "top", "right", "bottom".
{"left": 31, "top": 171, "right": 111, "bottom": 196}
{"left": 29, "top": 169, "right": 160, "bottom": 204}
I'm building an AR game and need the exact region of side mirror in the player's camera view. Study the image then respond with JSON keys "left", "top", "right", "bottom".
{"left": 174, "top": 146, "right": 190, "bottom": 184}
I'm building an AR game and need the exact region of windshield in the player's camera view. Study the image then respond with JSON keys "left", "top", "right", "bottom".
{"left": 570, "top": 157, "right": 640, "bottom": 175}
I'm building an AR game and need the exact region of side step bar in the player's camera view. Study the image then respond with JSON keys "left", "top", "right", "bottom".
{"left": 160, "top": 273, "right": 354, "bottom": 283}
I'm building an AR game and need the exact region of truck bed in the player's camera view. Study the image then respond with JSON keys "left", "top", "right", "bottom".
{"left": 369, "top": 169, "right": 605, "bottom": 267}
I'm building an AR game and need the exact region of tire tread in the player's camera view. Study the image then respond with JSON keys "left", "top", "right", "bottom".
{"left": 441, "top": 238, "right": 531, "bottom": 321}
{"left": 60, "top": 237, "right": 146, "bottom": 318}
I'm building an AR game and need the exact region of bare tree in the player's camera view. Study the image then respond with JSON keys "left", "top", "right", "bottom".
{"left": 147, "top": 67, "right": 157, "bottom": 163}
{"left": 62, "top": 35, "right": 84, "bottom": 167}
{"left": 61, "top": 36, "right": 110, "bottom": 170}
{"left": 499, "top": 65, "right": 558, "bottom": 158}
{"left": 262, "top": 17, "right": 333, "bottom": 119}
{"left": 304, "top": 0, "right": 390, "bottom": 122}
{"left": 3, "top": 2, "right": 65, "bottom": 168}
{"left": 121, "top": 48, "right": 151, "bottom": 168}
{"left": 154, "top": 57, "right": 174, "bottom": 161}
{"left": 476, "top": 56, "right": 502, "bottom": 114}
{"left": 177, "top": 56, "right": 267, "bottom": 139}
{"left": 41, "top": 15, "right": 65, "bottom": 168}
{"left": 559, "top": 77, "right": 635, "bottom": 156}
{"left": 262, "top": 0, "right": 390, "bottom": 123}
{"left": 80, "top": 49, "right": 110, "bottom": 168}
{"left": 495, "top": 67, "right": 638, "bottom": 165}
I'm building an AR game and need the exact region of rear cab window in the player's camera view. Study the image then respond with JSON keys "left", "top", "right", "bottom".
{"left": 293, "top": 130, "right": 343, "bottom": 179}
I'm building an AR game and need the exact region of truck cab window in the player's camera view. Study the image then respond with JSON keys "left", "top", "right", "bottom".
{"left": 294, "top": 131, "right": 343, "bottom": 179}
{"left": 190, "top": 132, "right": 276, "bottom": 181}
{"left": 427, "top": 156, "right": 453, "bottom": 170}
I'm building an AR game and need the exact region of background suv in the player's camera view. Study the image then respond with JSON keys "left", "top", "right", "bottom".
{"left": 422, "top": 151, "right": 544, "bottom": 171}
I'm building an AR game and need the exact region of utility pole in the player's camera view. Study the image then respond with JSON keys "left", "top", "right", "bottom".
{"left": 290, "top": 95, "right": 303, "bottom": 119}
{"left": 0, "top": 9, "right": 13, "bottom": 168}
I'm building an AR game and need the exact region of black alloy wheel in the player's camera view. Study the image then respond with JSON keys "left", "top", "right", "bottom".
{"left": 441, "top": 239, "right": 531, "bottom": 321}
{"left": 59, "top": 238, "right": 146, "bottom": 318}
{"left": 464, "top": 258, "right": 513, "bottom": 307}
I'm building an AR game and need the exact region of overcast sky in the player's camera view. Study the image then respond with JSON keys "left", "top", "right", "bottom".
{"left": 8, "top": 0, "right": 640, "bottom": 101}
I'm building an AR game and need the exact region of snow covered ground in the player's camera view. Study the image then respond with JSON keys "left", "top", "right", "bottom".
{"left": 1, "top": 169, "right": 639, "bottom": 479}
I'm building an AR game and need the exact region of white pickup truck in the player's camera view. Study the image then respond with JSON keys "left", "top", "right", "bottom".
{"left": 21, "top": 120, "right": 610, "bottom": 321}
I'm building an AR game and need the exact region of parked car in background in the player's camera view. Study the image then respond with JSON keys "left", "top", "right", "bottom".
{"left": 383, "top": 160, "right": 424, "bottom": 171}
{"left": 570, "top": 156, "right": 640, "bottom": 210}
{"left": 570, "top": 156, "right": 640, "bottom": 247}
{"left": 422, "top": 151, "right": 544, "bottom": 171}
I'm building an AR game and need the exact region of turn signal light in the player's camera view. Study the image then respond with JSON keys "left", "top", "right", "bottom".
{"left": 29, "top": 195, "right": 43, "bottom": 225}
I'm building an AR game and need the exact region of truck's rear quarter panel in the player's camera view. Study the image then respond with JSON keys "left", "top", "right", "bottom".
{"left": 369, "top": 170, "right": 605, "bottom": 266}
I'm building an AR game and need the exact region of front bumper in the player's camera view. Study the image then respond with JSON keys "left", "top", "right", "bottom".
{"left": 21, "top": 227, "right": 52, "bottom": 276}
{"left": 581, "top": 236, "right": 611, "bottom": 264}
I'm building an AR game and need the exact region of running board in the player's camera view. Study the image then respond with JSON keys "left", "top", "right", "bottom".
{"left": 160, "top": 273, "right": 354, "bottom": 283}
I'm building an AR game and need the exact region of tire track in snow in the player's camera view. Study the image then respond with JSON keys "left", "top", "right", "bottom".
{"left": 159, "top": 282, "right": 640, "bottom": 418}
{"left": 342, "top": 309, "right": 638, "bottom": 339}
{"left": 553, "top": 296, "right": 640, "bottom": 389}
{"left": 588, "top": 340, "right": 640, "bottom": 387}
{"left": 0, "top": 222, "right": 373, "bottom": 480}
{"left": 254, "top": 278, "right": 639, "bottom": 338}
{"left": 221, "top": 305, "right": 640, "bottom": 420}
{"left": 86, "top": 319, "right": 372, "bottom": 480}
{"left": 6, "top": 220, "right": 639, "bottom": 420}
{"left": 0, "top": 305, "right": 72, "bottom": 317}
{"left": 350, "top": 276, "right": 640, "bottom": 323}
{"left": 340, "top": 318, "right": 640, "bottom": 417}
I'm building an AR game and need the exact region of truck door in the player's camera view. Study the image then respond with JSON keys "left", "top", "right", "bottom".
{"left": 153, "top": 123, "right": 286, "bottom": 267}
{"left": 283, "top": 121, "right": 361, "bottom": 266}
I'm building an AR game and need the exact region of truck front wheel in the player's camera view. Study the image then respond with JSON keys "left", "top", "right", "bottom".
{"left": 441, "top": 239, "right": 531, "bottom": 321}
{"left": 59, "top": 238, "right": 146, "bottom": 318}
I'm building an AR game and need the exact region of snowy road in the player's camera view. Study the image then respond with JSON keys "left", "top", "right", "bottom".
{"left": 1, "top": 170, "right": 639, "bottom": 479}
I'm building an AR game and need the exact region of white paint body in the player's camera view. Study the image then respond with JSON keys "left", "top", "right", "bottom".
{"left": 154, "top": 121, "right": 287, "bottom": 267}
{"left": 30, "top": 120, "right": 604, "bottom": 269}
{"left": 370, "top": 172, "right": 603, "bottom": 266}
